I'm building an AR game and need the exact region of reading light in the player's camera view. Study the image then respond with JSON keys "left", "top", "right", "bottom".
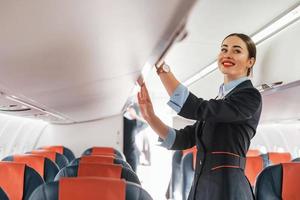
{"left": 4, "top": 94, "right": 69, "bottom": 121}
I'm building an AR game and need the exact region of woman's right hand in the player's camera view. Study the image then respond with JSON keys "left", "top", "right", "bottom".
{"left": 137, "top": 84, "right": 155, "bottom": 122}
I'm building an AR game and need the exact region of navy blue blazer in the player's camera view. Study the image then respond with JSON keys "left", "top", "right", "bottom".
{"left": 171, "top": 80, "right": 262, "bottom": 200}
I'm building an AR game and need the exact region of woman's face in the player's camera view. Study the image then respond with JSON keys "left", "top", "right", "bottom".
{"left": 218, "top": 36, "right": 254, "bottom": 81}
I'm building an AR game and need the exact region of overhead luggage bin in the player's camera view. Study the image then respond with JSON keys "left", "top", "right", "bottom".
{"left": 0, "top": 0, "right": 197, "bottom": 123}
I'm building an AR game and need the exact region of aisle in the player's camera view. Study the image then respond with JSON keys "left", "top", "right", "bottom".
{"left": 136, "top": 129, "right": 173, "bottom": 200}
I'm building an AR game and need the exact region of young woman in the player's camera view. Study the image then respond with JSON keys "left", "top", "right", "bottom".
{"left": 137, "top": 33, "right": 262, "bottom": 199}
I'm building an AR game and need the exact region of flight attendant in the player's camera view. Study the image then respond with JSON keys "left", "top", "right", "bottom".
{"left": 137, "top": 33, "right": 262, "bottom": 199}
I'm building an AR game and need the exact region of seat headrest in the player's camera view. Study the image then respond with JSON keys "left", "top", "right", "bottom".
{"left": 78, "top": 163, "right": 122, "bottom": 178}
{"left": 30, "top": 150, "right": 57, "bottom": 163}
{"left": 246, "top": 149, "right": 260, "bottom": 156}
{"left": 69, "top": 157, "right": 133, "bottom": 172}
{"left": 268, "top": 152, "right": 291, "bottom": 165}
{"left": 80, "top": 155, "right": 114, "bottom": 164}
{"left": 82, "top": 147, "right": 125, "bottom": 160}
{"left": 0, "top": 162, "right": 25, "bottom": 200}
{"left": 91, "top": 147, "right": 115, "bottom": 154}
{"left": 30, "top": 150, "right": 68, "bottom": 169}
{"left": 245, "top": 156, "right": 264, "bottom": 186}
{"left": 59, "top": 177, "right": 126, "bottom": 200}
{"left": 41, "top": 146, "right": 64, "bottom": 155}
{"left": 282, "top": 163, "right": 300, "bottom": 199}
{"left": 40, "top": 145, "right": 75, "bottom": 162}
{"left": 13, "top": 154, "right": 45, "bottom": 178}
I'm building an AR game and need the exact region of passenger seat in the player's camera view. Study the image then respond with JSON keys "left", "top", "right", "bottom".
{"left": 54, "top": 163, "right": 140, "bottom": 184}
{"left": 245, "top": 155, "right": 264, "bottom": 187}
{"left": 28, "top": 150, "right": 69, "bottom": 169}
{"left": 29, "top": 177, "right": 153, "bottom": 200}
{"left": 262, "top": 152, "right": 292, "bottom": 166}
{"left": 69, "top": 155, "right": 132, "bottom": 170}
{"left": 2, "top": 154, "right": 59, "bottom": 182}
{"left": 255, "top": 162, "right": 300, "bottom": 199}
{"left": 0, "top": 162, "right": 44, "bottom": 200}
{"left": 39, "top": 146, "right": 75, "bottom": 163}
{"left": 82, "top": 147, "right": 125, "bottom": 160}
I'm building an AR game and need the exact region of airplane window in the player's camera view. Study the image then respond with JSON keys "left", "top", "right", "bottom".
{"left": 0, "top": 147, "right": 3, "bottom": 158}
{"left": 297, "top": 149, "right": 300, "bottom": 158}
{"left": 277, "top": 147, "right": 285, "bottom": 152}
{"left": 259, "top": 146, "right": 267, "bottom": 154}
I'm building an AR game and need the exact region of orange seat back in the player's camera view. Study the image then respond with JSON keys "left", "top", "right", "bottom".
{"left": 78, "top": 163, "right": 122, "bottom": 178}
{"left": 41, "top": 146, "right": 64, "bottom": 155}
{"left": 246, "top": 149, "right": 260, "bottom": 156}
{"left": 0, "top": 162, "right": 25, "bottom": 200}
{"left": 30, "top": 150, "right": 57, "bottom": 163}
{"left": 80, "top": 155, "right": 114, "bottom": 165}
{"left": 14, "top": 155, "right": 45, "bottom": 178}
{"left": 59, "top": 177, "right": 126, "bottom": 200}
{"left": 268, "top": 152, "right": 291, "bottom": 165}
{"left": 282, "top": 163, "right": 300, "bottom": 199}
{"left": 245, "top": 156, "right": 264, "bottom": 186}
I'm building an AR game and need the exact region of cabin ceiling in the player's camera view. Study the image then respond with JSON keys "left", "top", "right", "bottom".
{"left": 0, "top": 0, "right": 299, "bottom": 123}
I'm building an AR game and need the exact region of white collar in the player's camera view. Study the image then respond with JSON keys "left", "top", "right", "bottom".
{"left": 218, "top": 77, "right": 249, "bottom": 98}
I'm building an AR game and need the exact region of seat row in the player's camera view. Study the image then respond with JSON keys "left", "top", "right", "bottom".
{"left": 167, "top": 147, "right": 300, "bottom": 200}
{"left": 0, "top": 145, "right": 153, "bottom": 200}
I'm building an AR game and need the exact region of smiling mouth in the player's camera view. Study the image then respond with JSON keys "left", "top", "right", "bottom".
{"left": 222, "top": 61, "right": 235, "bottom": 67}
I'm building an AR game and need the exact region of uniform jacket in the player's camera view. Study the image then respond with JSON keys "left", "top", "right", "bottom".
{"left": 170, "top": 80, "right": 262, "bottom": 200}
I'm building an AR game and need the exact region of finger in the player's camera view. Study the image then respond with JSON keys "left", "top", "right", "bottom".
{"left": 137, "top": 91, "right": 143, "bottom": 104}
{"left": 141, "top": 84, "right": 150, "bottom": 99}
{"left": 137, "top": 91, "right": 145, "bottom": 104}
{"left": 137, "top": 92, "right": 140, "bottom": 104}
